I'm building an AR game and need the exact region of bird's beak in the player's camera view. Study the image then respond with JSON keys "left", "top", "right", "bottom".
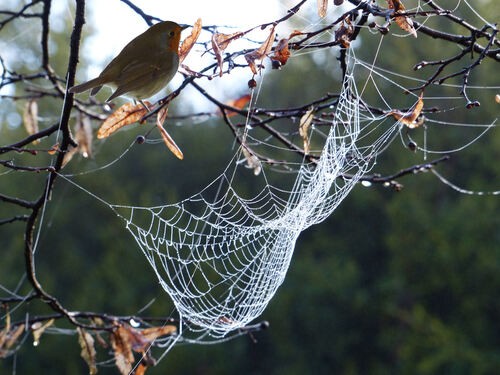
{"left": 180, "top": 25, "right": 190, "bottom": 31}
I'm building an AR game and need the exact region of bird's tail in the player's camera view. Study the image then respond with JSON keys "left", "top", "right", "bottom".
{"left": 69, "top": 77, "right": 106, "bottom": 96}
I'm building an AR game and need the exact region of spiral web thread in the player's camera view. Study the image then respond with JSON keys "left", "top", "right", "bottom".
{"left": 109, "top": 53, "right": 400, "bottom": 339}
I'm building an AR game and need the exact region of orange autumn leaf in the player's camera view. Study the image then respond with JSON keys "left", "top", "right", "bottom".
{"left": 245, "top": 26, "right": 276, "bottom": 74}
{"left": 97, "top": 102, "right": 151, "bottom": 139}
{"left": 270, "top": 30, "right": 304, "bottom": 66}
{"left": 157, "top": 107, "right": 183, "bottom": 160}
{"left": 48, "top": 142, "right": 59, "bottom": 155}
{"left": 220, "top": 94, "right": 252, "bottom": 117}
{"left": 387, "top": 0, "right": 417, "bottom": 38}
{"left": 387, "top": 92, "right": 424, "bottom": 128}
{"left": 317, "top": 0, "right": 328, "bottom": 18}
{"left": 135, "top": 363, "right": 148, "bottom": 375}
{"left": 271, "top": 38, "right": 291, "bottom": 65}
{"left": 179, "top": 18, "right": 202, "bottom": 64}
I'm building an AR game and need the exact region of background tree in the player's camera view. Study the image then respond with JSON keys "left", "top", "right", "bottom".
{"left": 1, "top": 0, "right": 499, "bottom": 374}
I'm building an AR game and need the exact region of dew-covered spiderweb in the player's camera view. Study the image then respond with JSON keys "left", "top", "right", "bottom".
{"left": 109, "top": 57, "right": 400, "bottom": 339}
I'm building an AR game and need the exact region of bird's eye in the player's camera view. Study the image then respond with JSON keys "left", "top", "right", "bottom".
{"left": 169, "top": 31, "right": 175, "bottom": 37}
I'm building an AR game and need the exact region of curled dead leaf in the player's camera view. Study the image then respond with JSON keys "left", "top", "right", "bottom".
{"left": 48, "top": 143, "right": 60, "bottom": 155}
{"left": 0, "top": 323, "right": 25, "bottom": 359}
{"left": 139, "top": 326, "right": 177, "bottom": 348}
{"left": 77, "top": 327, "right": 98, "bottom": 375}
{"left": 299, "top": 108, "right": 315, "bottom": 155}
{"left": 32, "top": 318, "right": 54, "bottom": 346}
{"left": 135, "top": 363, "right": 148, "bottom": 375}
{"left": 111, "top": 325, "right": 134, "bottom": 375}
{"left": 245, "top": 26, "right": 275, "bottom": 74}
{"left": 75, "top": 114, "right": 93, "bottom": 158}
{"left": 213, "top": 31, "right": 244, "bottom": 51}
{"left": 271, "top": 38, "right": 291, "bottom": 66}
{"left": 317, "top": 0, "right": 328, "bottom": 18}
{"left": 23, "top": 99, "right": 39, "bottom": 144}
{"left": 212, "top": 32, "right": 244, "bottom": 77}
{"left": 97, "top": 102, "right": 151, "bottom": 139}
{"left": 386, "top": 92, "right": 424, "bottom": 128}
{"left": 335, "top": 17, "right": 354, "bottom": 48}
{"left": 242, "top": 147, "right": 261, "bottom": 176}
{"left": 211, "top": 33, "right": 224, "bottom": 77}
{"left": 179, "top": 18, "right": 202, "bottom": 64}
{"left": 387, "top": 0, "right": 417, "bottom": 38}
{"left": 63, "top": 114, "right": 94, "bottom": 167}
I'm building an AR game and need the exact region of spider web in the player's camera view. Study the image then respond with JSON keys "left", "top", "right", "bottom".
{"left": 96, "top": 51, "right": 401, "bottom": 339}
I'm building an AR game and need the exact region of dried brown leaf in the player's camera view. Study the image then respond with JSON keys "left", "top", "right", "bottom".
{"left": 242, "top": 147, "right": 261, "bottom": 176}
{"left": 214, "top": 31, "right": 244, "bottom": 51}
{"left": 32, "top": 318, "right": 54, "bottom": 346}
{"left": 0, "top": 308, "right": 10, "bottom": 351}
{"left": 48, "top": 143, "right": 59, "bottom": 155}
{"left": 179, "top": 18, "right": 202, "bottom": 64}
{"left": 220, "top": 94, "right": 252, "bottom": 117}
{"left": 387, "top": 0, "right": 417, "bottom": 38}
{"left": 271, "top": 38, "right": 291, "bottom": 66}
{"left": 63, "top": 114, "right": 94, "bottom": 167}
{"left": 110, "top": 325, "right": 134, "bottom": 375}
{"left": 157, "top": 108, "right": 183, "bottom": 160}
{"left": 140, "top": 325, "right": 177, "bottom": 344}
{"left": 299, "top": 108, "right": 315, "bottom": 155}
{"left": 212, "top": 32, "right": 244, "bottom": 77}
{"left": 77, "top": 327, "right": 98, "bottom": 375}
{"left": 23, "top": 99, "right": 39, "bottom": 144}
{"left": 211, "top": 33, "right": 224, "bottom": 77}
{"left": 245, "top": 27, "right": 276, "bottom": 74}
{"left": 3, "top": 324, "right": 24, "bottom": 353}
{"left": 98, "top": 102, "right": 151, "bottom": 139}
{"left": 75, "top": 114, "right": 93, "bottom": 158}
{"left": 387, "top": 92, "right": 424, "bottom": 128}
{"left": 335, "top": 17, "right": 354, "bottom": 48}
{"left": 135, "top": 363, "right": 148, "bottom": 375}
{"left": 317, "top": 0, "right": 328, "bottom": 18}
{"left": 0, "top": 316, "right": 19, "bottom": 359}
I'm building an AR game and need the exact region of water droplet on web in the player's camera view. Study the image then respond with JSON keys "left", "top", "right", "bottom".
{"left": 361, "top": 180, "right": 372, "bottom": 187}
{"left": 130, "top": 318, "right": 140, "bottom": 327}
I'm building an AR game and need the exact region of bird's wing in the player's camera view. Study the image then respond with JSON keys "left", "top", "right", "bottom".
{"left": 106, "top": 58, "right": 170, "bottom": 102}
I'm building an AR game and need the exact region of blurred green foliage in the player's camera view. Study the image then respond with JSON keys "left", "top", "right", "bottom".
{"left": 1, "top": 1, "right": 499, "bottom": 374}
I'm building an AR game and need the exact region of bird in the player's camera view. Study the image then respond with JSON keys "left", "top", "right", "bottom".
{"left": 69, "top": 21, "right": 186, "bottom": 104}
